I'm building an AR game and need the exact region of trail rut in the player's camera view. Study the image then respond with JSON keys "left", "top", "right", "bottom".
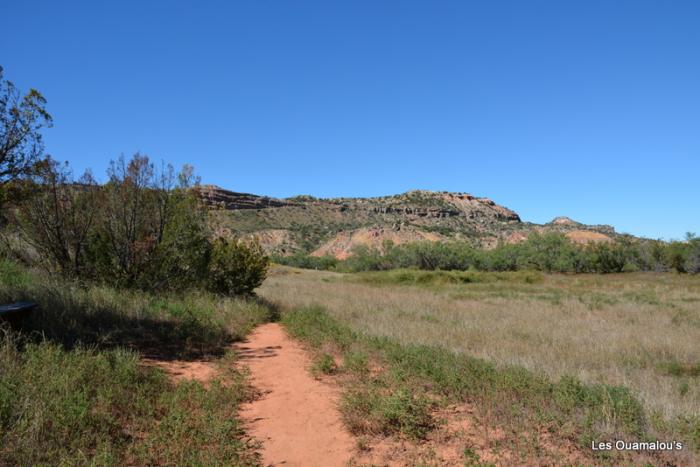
{"left": 234, "top": 323, "right": 355, "bottom": 466}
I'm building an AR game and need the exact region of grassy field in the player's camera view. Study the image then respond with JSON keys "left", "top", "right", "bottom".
{"left": 261, "top": 266, "right": 700, "bottom": 462}
{"left": 0, "top": 260, "right": 274, "bottom": 465}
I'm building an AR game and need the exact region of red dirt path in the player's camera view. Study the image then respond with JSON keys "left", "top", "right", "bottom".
{"left": 234, "top": 323, "right": 355, "bottom": 466}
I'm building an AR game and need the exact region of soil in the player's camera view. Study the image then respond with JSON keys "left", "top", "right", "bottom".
{"left": 142, "top": 358, "right": 217, "bottom": 384}
{"left": 234, "top": 323, "right": 355, "bottom": 466}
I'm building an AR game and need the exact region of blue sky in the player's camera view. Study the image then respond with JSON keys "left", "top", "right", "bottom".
{"left": 3, "top": 1, "right": 698, "bottom": 239}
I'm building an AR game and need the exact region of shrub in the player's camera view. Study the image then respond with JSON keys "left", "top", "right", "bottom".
{"left": 281, "top": 233, "right": 700, "bottom": 276}
{"left": 273, "top": 252, "right": 338, "bottom": 270}
{"left": 685, "top": 236, "right": 700, "bottom": 274}
{"left": 584, "top": 238, "right": 634, "bottom": 273}
{"left": 139, "top": 193, "right": 211, "bottom": 291}
{"left": 207, "top": 238, "right": 269, "bottom": 296}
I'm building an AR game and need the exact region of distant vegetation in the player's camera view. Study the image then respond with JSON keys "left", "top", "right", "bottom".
{"left": 275, "top": 231, "right": 700, "bottom": 274}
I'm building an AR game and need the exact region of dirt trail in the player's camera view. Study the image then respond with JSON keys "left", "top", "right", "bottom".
{"left": 234, "top": 323, "right": 355, "bottom": 467}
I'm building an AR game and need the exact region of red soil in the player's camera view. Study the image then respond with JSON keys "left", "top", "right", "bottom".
{"left": 234, "top": 323, "right": 355, "bottom": 466}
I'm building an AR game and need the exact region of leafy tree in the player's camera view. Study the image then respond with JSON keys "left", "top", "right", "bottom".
{"left": 0, "top": 67, "right": 52, "bottom": 200}
{"left": 13, "top": 158, "right": 100, "bottom": 277}
{"left": 517, "top": 232, "right": 581, "bottom": 272}
{"left": 142, "top": 192, "right": 211, "bottom": 290}
{"left": 684, "top": 233, "right": 700, "bottom": 274}
{"left": 585, "top": 239, "right": 631, "bottom": 273}
{"left": 486, "top": 242, "right": 523, "bottom": 271}
{"left": 97, "top": 154, "right": 169, "bottom": 285}
{"left": 666, "top": 241, "right": 690, "bottom": 273}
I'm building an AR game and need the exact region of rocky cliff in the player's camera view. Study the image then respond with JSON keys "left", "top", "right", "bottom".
{"left": 198, "top": 185, "right": 616, "bottom": 257}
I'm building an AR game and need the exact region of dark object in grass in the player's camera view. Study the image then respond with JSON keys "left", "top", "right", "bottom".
{"left": 0, "top": 301, "right": 37, "bottom": 329}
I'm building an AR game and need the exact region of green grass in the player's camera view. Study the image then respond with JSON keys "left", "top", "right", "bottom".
{"left": 281, "top": 306, "right": 680, "bottom": 463}
{"left": 0, "top": 260, "right": 272, "bottom": 464}
{"left": 0, "top": 333, "right": 257, "bottom": 465}
{"left": 312, "top": 353, "right": 338, "bottom": 376}
{"left": 351, "top": 269, "right": 544, "bottom": 287}
{"left": 0, "top": 260, "right": 276, "bottom": 359}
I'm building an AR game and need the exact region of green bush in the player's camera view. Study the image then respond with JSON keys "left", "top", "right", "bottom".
{"left": 273, "top": 252, "right": 338, "bottom": 270}
{"left": 685, "top": 237, "right": 700, "bottom": 274}
{"left": 207, "top": 238, "right": 269, "bottom": 296}
{"left": 8, "top": 154, "right": 270, "bottom": 295}
{"left": 140, "top": 194, "right": 211, "bottom": 291}
{"left": 280, "top": 233, "right": 700, "bottom": 275}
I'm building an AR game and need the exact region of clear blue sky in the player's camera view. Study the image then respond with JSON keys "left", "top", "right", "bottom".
{"left": 3, "top": 1, "right": 699, "bottom": 239}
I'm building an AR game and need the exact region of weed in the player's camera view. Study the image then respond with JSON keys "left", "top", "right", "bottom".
{"left": 342, "top": 383, "right": 434, "bottom": 439}
{"left": 313, "top": 353, "right": 338, "bottom": 375}
{"left": 657, "top": 360, "right": 700, "bottom": 378}
{"left": 344, "top": 351, "right": 370, "bottom": 375}
{"left": 463, "top": 447, "right": 495, "bottom": 467}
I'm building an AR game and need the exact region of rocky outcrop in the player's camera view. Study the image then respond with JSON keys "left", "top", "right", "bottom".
{"left": 550, "top": 216, "right": 580, "bottom": 226}
{"left": 196, "top": 186, "right": 619, "bottom": 257}
{"left": 440, "top": 192, "right": 521, "bottom": 222}
{"left": 547, "top": 216, "right": 615, "bottom": 236}
{"left": 194, "top": 185, "right": 296, "bottom": 210}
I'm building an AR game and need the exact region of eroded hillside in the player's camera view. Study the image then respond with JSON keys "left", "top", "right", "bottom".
{"left": 196, "top": 185, "right": 615, "bottom": 257}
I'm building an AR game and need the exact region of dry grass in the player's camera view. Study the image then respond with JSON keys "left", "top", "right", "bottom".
{"left": 260, "top": 267, "right": 700, "bottom": 424}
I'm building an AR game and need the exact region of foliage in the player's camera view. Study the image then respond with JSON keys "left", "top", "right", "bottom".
{"left": 279, "top": 232, "right": 700, "bottom": 275}
{"left": 685, "top": 236, "right": 700, "bottom": 274}
{"left": 273, "top": 252, "right": 338, "bottom": 270}
{"left": 8, "top": 153, "right": 269, "bottom": 295}
{"left": 207, "top": 237, "right": 269, "bottom": 296}
{"left": 0, "top": 66, "right": 52, "bottom": 195}
{"left": 93, "top": 154, "right": 207, "bottom": 288}
{"left": 12, "top": 157, "right": 100, "bottom": 277}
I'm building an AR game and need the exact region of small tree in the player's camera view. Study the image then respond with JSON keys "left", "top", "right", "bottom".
{"left": 207, "top": 238, "right": 269, "bottom": 295}
{"left": 684, "top": 233, "right": 700, "bottom": 274}
{"left": 88, "top": 153, "right": 211, "bottom": 289}
{"left": 519, "top": 232, "right": 581, "bottom": 272}
{"left": 13, "top": 158, "right": 100, "bottom": 276}
{"left": 141, "top": 192, "right": 211, "bottom": 291}
{"left": 0, "top": 67, "right": 52, "bottom": 201}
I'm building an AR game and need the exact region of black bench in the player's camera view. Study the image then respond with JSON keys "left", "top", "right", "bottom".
{"left": 0, "top": 301, "right": 37, "bottom": 329}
